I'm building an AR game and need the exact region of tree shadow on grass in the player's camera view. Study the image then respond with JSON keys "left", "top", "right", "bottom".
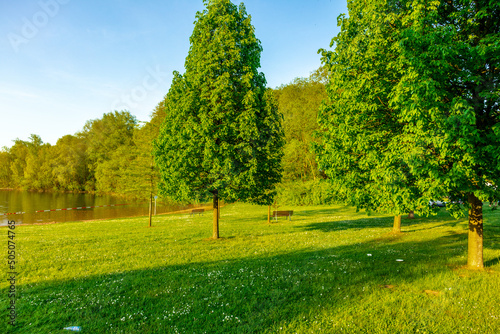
{"left": 485, "top": 226, "right": 500, "bottom": 251}
{"left": 297, "top": 216, "right": 394, "bottom": 232}
{"left": 295, "top": 207, "right": 470, "bottom": 234}
{"left": 485, "top": 257, "right": 500, "bottom": 267}
{"left": 5, "top": 231, "right": 499, "bottom": 334}
{"left": 293, "top": 205, "right": 363, "bottom": 218}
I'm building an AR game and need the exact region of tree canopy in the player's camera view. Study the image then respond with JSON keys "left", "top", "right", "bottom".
{"left": 317, "top": 0, "right": 500, "bottom": 268}
{"left": 154, "top": 0, "right": 284, "bottom": 238}
{"left": 154, "top": 0, "right": 284, "bottom": 206}
{"left": 316, "top": 0, "right": 425, "bottom": 217}
{"left": 0, "top": 111, "right": 141, "bottom": 194}
{"left": 395, "top": 0, "right": 500, "bottom": 268}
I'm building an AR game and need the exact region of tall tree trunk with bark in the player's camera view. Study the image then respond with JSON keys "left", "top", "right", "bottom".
{"left": 149, "top": 193, "right": 152, "bottom": 227}
{"left": 213, "top": 190, "right": 219, "bottom": 239}
{"left": 467, "top": 193, "right": 483, "bottom": 269}
{"left": 393, "top": 215, "right": 401, "bottom": 233}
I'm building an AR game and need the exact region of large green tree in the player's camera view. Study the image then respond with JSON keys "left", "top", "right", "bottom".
{"left": 8, "top": 139, "right": 29, "bottom": 188}
{"left": 317, "top": 0, "right": 425, "bottom": 234}
{"left": 393, "top": 0, "right": 500, "bottom": 268}
{"left": 5, "top": 135, "right": 56, "bottom": 190}
{"left": 22, "top": 135, "right": 54, "bottom": 190}
{"left": 154, "top": 0, "right": 284, "bottom": 238}
{"left": 318, "top": 0, "right": 500, "bottom": 268}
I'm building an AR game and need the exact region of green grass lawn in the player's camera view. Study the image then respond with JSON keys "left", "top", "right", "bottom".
{"left": 1, "top": 203, "right": 500, "bottom": 333}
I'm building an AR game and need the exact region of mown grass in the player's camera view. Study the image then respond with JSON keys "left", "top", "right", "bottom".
{"left": 1, "top": 203, "right": 499, "bottom": 333}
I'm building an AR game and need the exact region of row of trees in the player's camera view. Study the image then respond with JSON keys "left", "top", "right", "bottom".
{"left": 0, "top": 74, "right": 323, "bottom": 199}
{"left": 273, "top": 68, "right": 330, "bottom": 205}
{"left": 1, "top": 0, "right": 497, "bottom": 269}
{"left": 0, "top": 110, "right": 161, "bottom": 201}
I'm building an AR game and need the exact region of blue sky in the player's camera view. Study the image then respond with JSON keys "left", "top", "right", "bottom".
{"left": 0, "top": 0, "right": 347, "bottom": 149}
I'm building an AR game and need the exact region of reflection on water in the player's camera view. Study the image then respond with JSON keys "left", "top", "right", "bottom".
{"left": 0, "top": 190, "right": 193, "bottom": 225}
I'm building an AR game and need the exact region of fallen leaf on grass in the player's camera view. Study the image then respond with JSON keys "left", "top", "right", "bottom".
{"left": 424, "top": 290, "right": 440, "bottom": 296}
{"left": 380, "top": 285, "right": 395, "bottom": 289}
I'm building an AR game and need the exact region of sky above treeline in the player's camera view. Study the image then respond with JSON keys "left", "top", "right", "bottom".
{"left": 0, "top": 0, "right": 347, "bottom": 149}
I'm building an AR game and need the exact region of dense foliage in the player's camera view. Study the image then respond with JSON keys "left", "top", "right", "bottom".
{"left": 317, "top": 0, "right": 500, "bottom": 267}
{"left": 0, "top": 111, "right": 160, "bottom": 200}
{"left": 0, "top": 67, "right": 321, "bottom": 202}
{"left": 274, "top": 68, "right": 327, "bottom": 183}
{"left": 316, "top": 0, "right": 425, "bottom": 216}
{"left": 154, "top": 0, "right": 284, "bottom": 206}
{"left": 272, "top": 68, "right": 331, "bottom": 206}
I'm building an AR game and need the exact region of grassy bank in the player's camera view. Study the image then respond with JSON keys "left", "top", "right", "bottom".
{"left": 1, "top": 203, "right": 499, "bottom": 333}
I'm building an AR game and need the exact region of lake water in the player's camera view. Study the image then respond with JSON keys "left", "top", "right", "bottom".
{"left": 0, "top": 190, "right": 194, "bottom": 225}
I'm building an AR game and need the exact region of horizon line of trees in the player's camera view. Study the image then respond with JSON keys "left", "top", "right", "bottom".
{"left": 0, "top": 109, "right": 162, "bottom": 200}
{"left": 0, "top": 69, "right": 326, "bottom": 203}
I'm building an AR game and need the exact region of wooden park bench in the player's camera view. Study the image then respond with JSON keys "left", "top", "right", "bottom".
{"left": 190, "top": 209, "right": 204, "bottom": 215}
{"left": 272, "top": 210, "right": 293, "bottom": 221}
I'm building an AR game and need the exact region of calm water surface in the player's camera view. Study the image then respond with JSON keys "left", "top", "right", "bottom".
{"left": 0, "top": 190, "right": 193, "bottom": 225}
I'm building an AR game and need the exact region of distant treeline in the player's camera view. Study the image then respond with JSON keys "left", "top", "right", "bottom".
{"left": 0, "top": 108, "right": 162, "bottom": 200}
{"left": 0, "top": 68, "right": 328, "bottom": 204}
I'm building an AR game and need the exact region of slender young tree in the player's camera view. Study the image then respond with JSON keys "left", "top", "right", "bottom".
{"left": 154, "top": 0, "right": 284, "bottom": 238}
{"left": 120, "top": 122, "right": 161, "bottom": 227}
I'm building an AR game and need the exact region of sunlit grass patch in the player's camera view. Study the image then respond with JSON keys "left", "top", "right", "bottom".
{"left": 1, "top": 203, "right": 499, "bottom": 333}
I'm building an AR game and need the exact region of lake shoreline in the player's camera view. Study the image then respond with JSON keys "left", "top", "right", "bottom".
{"left": 1, "top": 204, "right": 213, "bottom": 226}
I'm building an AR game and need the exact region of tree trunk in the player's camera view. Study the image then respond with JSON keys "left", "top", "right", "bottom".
{"left": 393, "top": 215, "right": 401, "bottom": 233}
{"left": 149, "top": 193, "right": 152, "bottom": 227}
{"left": 408, "top": 211, "right": 415, "bottom": 219}
{"left": 149, "top": 161, "right": 153, "bottom": 227}
{"left": 467, "top": 193, "right": 483, "bottom": 269}
{"left": 213, "top": 190, "right": 219, "bottom": 239}
{"left": 307, "top": 154, "right": 317, "bottom": 181}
